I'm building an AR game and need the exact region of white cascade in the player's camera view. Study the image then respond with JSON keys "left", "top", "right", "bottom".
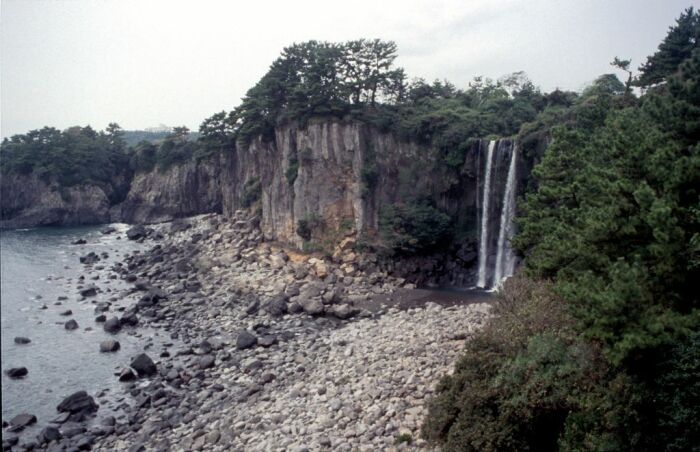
{"left": 493, "top": 144, "right": 518, "bottom": 287}
{"left": 476, "top": 140, "right": 496, "bottom": 288}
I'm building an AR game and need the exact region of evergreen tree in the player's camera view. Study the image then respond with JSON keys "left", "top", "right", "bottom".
{"left": 636, "top": 7, "right": 699, "bottom": 88}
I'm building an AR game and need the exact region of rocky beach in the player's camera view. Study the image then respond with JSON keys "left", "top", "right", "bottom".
{"left": 2, "top": 212, "right": 491, "bottom": 451}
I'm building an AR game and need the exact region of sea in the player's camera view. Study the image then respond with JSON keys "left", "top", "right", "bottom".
{"left": 0, "top": 224, "right": 162, "bottom": 434}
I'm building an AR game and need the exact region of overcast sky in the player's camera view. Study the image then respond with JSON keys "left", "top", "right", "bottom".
{"left": 0, "top": 0, "right": 693, "bottom": 137}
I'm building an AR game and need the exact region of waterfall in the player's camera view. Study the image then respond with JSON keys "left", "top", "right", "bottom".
{"left": 476, "top": 140, "right": 496, "bottom": 288}
{"left": 493, "top": 145, "right": 518, "bottom": 287}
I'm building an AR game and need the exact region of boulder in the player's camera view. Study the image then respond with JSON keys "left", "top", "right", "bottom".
{"left": 64, "top": 319, "right": 79, "bottom": 330}
{"left": 71, "top": 238, "right": 87, "bottom": 245}
{"left": 79, "top": 286, "right": 98, "bottom": 297}
{"left": 38, "top": 426, "right": 62, "bottom": 444}
{"left": 14, "top": 337, "right": 31, "bottom": 344}
{"left": 100, "top": 226, "right": 116, "bottom": 235}
{"left": 130, "top": 354, "right": 157, "bottom": 377}
{"left": 9, "top": 413, "right": 36, "bottom": 430}
{"left": 56, "top": 391, "right": 98, "bottom": 415}
{"left": 103, "top": 317, "right": 121, "bottom": 333}
{"left": 126, "top": 225, "right": 147, "bottom": 240}
{"left": 236, "top": 331, "right": 257, "bottom": 350}
{"left": 137, "top": 287, "right": 167, "bottom": 308}
{"left": 268, "top": 253, "right": 287, "bottom": 269}
{"left": 60, "top": 309, "right": 73, "bottom": 316}
{"left": 258, "top": 335, "right": 278, "bottom": 347}
{"left": 331, "top": 304, "right": 358, "bottom": 320}
{"left": 198, "top": 355, "right": 215, "bottom": 369}
{"left": 99, "top": 340, "right": 120, "bottom": 353}
{"left": 170, "top": 220, "right": 191, "bottom": 233}
{"left": 308, "top": 258, "right": 328, "bottom": 278}
{"left": 119, "top": 312, "right": 139, "bottom": 326}
{"left": 118, "top": 368, "right": 136, "bottom": 382}
{"left": 79, "top": 252, "right": 100, "bottom": 265}
{"left": 300, "top": 298, "right": 324, "bottom": 315}
{"left": 5, "top": 367, "right": 28, "bottom": 379}
{"left": 265, "top": 296, "right": 288, "bottom": 317}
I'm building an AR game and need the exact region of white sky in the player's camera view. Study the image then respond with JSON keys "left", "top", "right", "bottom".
{"left": 0, "top": 0, "right": 694, "bottom": 137}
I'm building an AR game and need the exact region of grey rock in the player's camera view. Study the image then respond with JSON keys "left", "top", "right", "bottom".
{"left": 130, "top": 353, "right": 157, "bottom": 377}
{"left": 198, "top": 355, "right": 215, "bottom": 369}
{"left": 79, "top": 286, "right": 98, "bottom": 297}
{"left": 236, "top": 331, "right": 257, "bottom": 350}
{"left": 14, "top": 337, "right": 31, "bottom": 344}
{"left": 5, "top": 367, "right": 28, "bottom": 379}
{"left": 99, "top": 340, "right": 120, "bottom": 352}
{"left": 118, "top": 367, "right": 136, "bottom": 381}
{"left": 126, "top": 225, "right": 147, "bottom": 240}
{"left": 56, "top": 391, "right": 98, "bottom": 415}
{"left": 64, "top": 319, "right": 79, "bottom": 330}
{"left": 38, "top": 426, "right": 62, "bottom": 444}
{"left": 10, "top": 413, "right": 36, "bottom": 430}
{"left": 300, "top": 298, "right": 324, "bottom": 315}
{"left": 103, "top": 316, "right": 121, "bottom": 333}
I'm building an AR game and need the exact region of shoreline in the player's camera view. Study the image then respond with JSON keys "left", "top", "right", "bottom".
{"left": 3, "top": 212, "right": 492, "bottom": 451}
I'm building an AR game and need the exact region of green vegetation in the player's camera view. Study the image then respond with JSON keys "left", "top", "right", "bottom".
{"left": 297, "top": 214, "right": 324, "bottom": 242}
{"left": 0, "top": 123, "right": 131, "bottom": 202}
{"left": 286, "top": 152, "right": 299, "bottom": 187}
{"left": 379, "top": 200, "right": 452, "bottom": 255}
{"left": 241, "top": 177, "right": 262, "bottom": 208}
{"left": 424, "top": 8, "right": 700, "bottom": 451}
{"left": 394, "top": 433, "right": 413, "bottom": 445}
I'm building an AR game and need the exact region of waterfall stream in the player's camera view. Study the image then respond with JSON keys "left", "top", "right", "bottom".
{"left": 475, "top": 140, "right": 519, "bottom": 290}
{"left": 493, "top": 145, "right": 518, "bottom": 286}
{"left": 476, "top": 140, "right": 496, "bottom": 288}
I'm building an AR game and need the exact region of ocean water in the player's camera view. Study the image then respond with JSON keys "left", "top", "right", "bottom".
{"left": 0, "top": 224, "right": 160, "bottom": 432}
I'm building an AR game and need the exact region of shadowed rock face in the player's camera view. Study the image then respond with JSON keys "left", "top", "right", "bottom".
{"left": 0, "top": 173, "right": 111, "bottom": 229}
{"left": 116, "top": 158, "right": 223, "bottom": 224}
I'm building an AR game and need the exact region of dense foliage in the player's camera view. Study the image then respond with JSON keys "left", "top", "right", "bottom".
{"left": 0, "top": 123, "right": 132, "bottom": 201}
{"left": 379, "top": 200, "right": 452, "bottom": 255}
{"left": 425, "top": 9, "right": 700, "bottom": 451}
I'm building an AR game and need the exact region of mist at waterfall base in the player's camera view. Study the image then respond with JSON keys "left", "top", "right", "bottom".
{"left": 0, "top": 225, "right": 162, "bottom": 434}
{"left": 475, "top": 140, "right": 519, "bottom": 291}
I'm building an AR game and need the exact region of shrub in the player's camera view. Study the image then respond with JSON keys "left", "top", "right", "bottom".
{"left": 422, "top": 276, "right": 608, "bottom": 451}
{"left": 379, "top": 200, "right": 452, "bottom": 255}
{"left": 286, "top": 153, "right": 299, "bottom": 187}
{"left": 241, "top": 177, "right": 261, "bottom": 207}
{"left": 297, "top": 214, "right": 323, "bottom": 241}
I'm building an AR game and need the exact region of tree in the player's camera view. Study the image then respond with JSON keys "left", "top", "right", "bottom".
{"left": 198, "top": 111, "right": 234, "bottom": 153}
{"left": 636, "top": 7, "right": 699, "bottom": 88}
{"left": 611, "top": 57, "right": 633, "bottom": 96}
{"left": 103, "top": 122, "right": 126, "bottom": 152}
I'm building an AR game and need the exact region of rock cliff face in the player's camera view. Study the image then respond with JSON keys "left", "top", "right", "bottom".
{"left": 117, "top": 158, "right": 223, "bottom": 224}
{"left": 0, "top": 173, "right": 111, "bottom": 228}
{"left": 224, "top": 120, "right": 524, "bottom": 247}
{"left": 1, "top": 119, "right": 530, "bottom": 287}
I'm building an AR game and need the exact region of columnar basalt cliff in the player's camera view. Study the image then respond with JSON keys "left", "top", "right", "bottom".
{"left": 0, "top": 118, "right": 532, "bottom": 285}
{"left": 220, "top": 119, "right": 528, "bottom": 286}
{"left": 224, "top": 120, "right": 526, "bottom": 245}
{"left": 117, "top": 157, "right": 224, "bottom": 224}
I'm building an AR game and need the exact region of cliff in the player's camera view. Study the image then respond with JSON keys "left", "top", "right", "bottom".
{"left": 0, "top": 173, "right": 112, "bottom": 229}
{"left": 0, "top": 118, "right": 530, "bottom": 286}
{"left": 225, "top": 120, "right": 524, "bottom": 243}
{"left": 116, "top": 157, "right": 223, "bottom": 224}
